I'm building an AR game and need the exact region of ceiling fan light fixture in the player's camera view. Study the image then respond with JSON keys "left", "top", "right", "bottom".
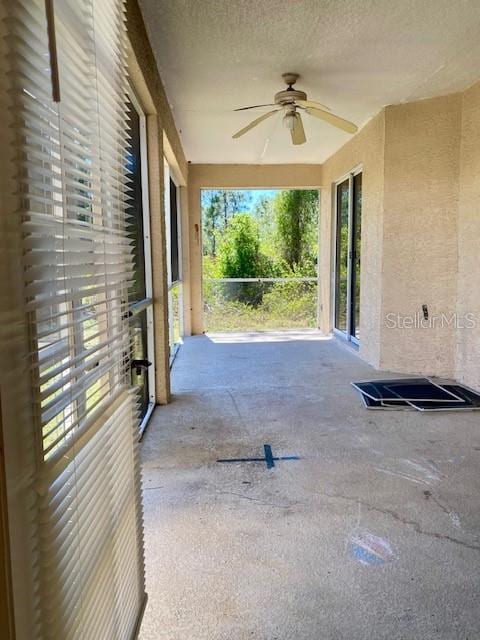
{"left": 231, "top": 72, "right": 358, "bottom": 144}
{"left": 283, "top": 111, "right": 296, "bottom": 131}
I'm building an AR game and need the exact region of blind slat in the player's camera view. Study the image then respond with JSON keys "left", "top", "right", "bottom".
{"left": 5, "top": 0, "right": 145, "bottom": 637}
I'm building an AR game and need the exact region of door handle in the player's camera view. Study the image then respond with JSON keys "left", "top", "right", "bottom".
{"left": 131, "top": 359, "right": 152, "bottom": 375}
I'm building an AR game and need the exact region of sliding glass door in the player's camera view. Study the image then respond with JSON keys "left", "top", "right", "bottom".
{"left": 164, "top": 161, "right": 184, "bottom": 364}
{"left": 126, "top": 91, "right": 155, "bottom": 431}
{"left": 351, "top": 173, "right": 362, "bottom": 339}
{"left": 335, "top": 179, "right": 350, "bottom": 333}
{"left": 334, "top": 170, "right": 362, "bottom": 343}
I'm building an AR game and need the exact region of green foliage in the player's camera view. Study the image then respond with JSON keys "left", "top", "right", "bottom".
{"left": 336, "top": 186, "right": 349, "bottom": 329}
{"left": 253, "top": 196, "right": 276, "bottom": 257}
{"left": 201, "top": 190, "right": 251, "bottom": 257}
{"left": 202, "top": 254, "right": 222, "bottom": 279}
{"left": 216, "top": 213, "right": 280, "bottom": 279}
{"left": 201, "top": 188, "right": 319, "bottom": 278}
{"left": 216, "top": 214, "right": 279, "bottom": 304}
{"left": 217, "top": 214, "right": 261, "bottom": 278}
{"left": 274, "top": 189, "right": 318, "bottom": 274}
{"left": 201, "top": 189, "right": 319, "bottom": 330}
{"left": 203, "top": 281, "right": 317, "bottom": 332}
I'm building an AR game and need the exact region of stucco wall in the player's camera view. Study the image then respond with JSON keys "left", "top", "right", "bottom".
{"left": 320, "top": 94, "right": 473, "bottom": 379}
{"left": 188, "top": 164, "right": 322, "bottom": 334}
{"left": 124, "top": 7, "right": 480, "bottom": 387}
{"left": 456, "top": 81, "right": 480, "bottom": 390}
{"left": 127, "top": 0, "right": 190, "bottom": 402}
{"left": 320, "top": 113, "right": 385, "bottom": 367}
{"left": 123, "top": 11, "right": 480, "bottom": 388}
{"left": 380, "top": 95, "right": 462, "bottom": 377}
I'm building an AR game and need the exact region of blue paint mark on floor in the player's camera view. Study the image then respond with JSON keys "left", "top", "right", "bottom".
{"left": 217, "top": 444, "right": 300, "bottom": 469}
{"left": 351, "top": 544, "right": 386, "bottom": 566}
{"left": 349, "top": 530, "right": 396, "bottom": 567}
{"left": 264, "top": 444, "right": 274, "bottom": 468}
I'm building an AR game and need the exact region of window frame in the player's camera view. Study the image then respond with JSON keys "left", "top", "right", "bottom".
{"left": 127, "top": 86, "right": 156, "bottom": 434}
{"left": 332, "top": 165, "right": 363, "bottom": 346}
{"left": 164, "top": 159, "right": 184, "bottom": 364}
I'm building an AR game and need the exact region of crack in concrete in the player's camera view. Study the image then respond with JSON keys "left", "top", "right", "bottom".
{"left": 226, "top": 389, "right": 243, "bottom": 420}
{"left": 424, "top": 491, "right": 463, "bottom": 530}
{"left": 217, "top": 490, "right": 291, "bottom": 509}
{"left": 321, "top": 490, "right": 480, "bottom": 552}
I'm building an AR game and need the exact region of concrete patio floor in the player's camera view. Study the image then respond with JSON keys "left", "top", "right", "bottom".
{"left": 139, "top": 331, "right": 480, "bottom": 640}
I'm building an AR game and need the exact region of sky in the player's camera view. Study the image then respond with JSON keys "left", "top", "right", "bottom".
{"left": 249, "top": 189, "right": 280, "bottom": 207}
{"left": 201, "top": 188, "right": 282, "bottom": 213}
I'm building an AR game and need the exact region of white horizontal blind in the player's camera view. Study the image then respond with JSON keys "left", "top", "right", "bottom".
{"left": 37, "top": 392, "right": 144, "bottom": 639}
{"left": 5, "top": 0, "right": 146, "bottom": 638}
{"left": 20, "top": 0, "right": 132, "bottom": 461}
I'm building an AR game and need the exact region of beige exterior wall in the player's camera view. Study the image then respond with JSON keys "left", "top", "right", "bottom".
{"left": 320, "top": 113, "right": 385, "bottom": 367}
{"left": 380, "top": 95, "right": 462, "bottom": 377}
{"left": 125, "top": 3, "right": 480, "bottom": 388}
{"left": 188, "top": 164, "right": 322, "bottom": 334}
{"left": 126, "top": 0, "right": 190, "bottom": 403}
{"left": 456, "top": 81, "right": 480, "bottom": 390}
{"left": 320, "top": 90, "right": 480, "bottom": 384}
{"left": 189, "top": 164, "right": 322, "bottom": 190}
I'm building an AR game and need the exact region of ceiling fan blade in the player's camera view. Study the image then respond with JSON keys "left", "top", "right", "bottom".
{"left": 305, "top": 107, "right": 358, "bottom": 134}
{"left": 291, "top": 113, "right": 306, "bottom": 145}
{"left": 234, "top": 103, "right": 277, "bottom": 111}
{"left": 232, "top": 109, "right": 280, "bottom": 139}
{"left": 296, "top": 99, "right": 331, "bottom": 112}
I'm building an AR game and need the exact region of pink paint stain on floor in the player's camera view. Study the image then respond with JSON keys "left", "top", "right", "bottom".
{"left": 349, "top": 530, "right": 396, "bottom": 566}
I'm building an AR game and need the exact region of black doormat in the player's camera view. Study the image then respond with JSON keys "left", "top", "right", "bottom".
{"left": 360, "top": 393, "right": 412, "bottom": 410}
{"left": 405, "top": 384, "right": 480, "bottom": 412}
{"left": 352, "top": 378, "right": 464, "bottom": 403}
{"left": 352, "top": 378, "right": 480, "bottom": 412}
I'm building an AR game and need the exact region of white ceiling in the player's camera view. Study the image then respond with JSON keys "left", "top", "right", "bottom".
{"left": 139, "top": 0, "right": 480, "bottom": 164}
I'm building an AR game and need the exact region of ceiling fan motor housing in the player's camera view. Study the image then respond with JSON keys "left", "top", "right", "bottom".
{"left": 274, "top": 88, "right": 307, "bottom": 106}
{"left": 231, "top": 70, "right": 358, "bottom": 143}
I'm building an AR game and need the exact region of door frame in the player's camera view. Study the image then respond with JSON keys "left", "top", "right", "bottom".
{"left": 128, "top": 85, "right": 156, "bottom": 435}
{"left": 164, "top": 160, "right": 184, "bottom": 364}
{"left": 332, "top": 165, "right": 362, "bottom": 346}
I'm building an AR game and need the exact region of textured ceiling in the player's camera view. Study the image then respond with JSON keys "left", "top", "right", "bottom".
{"left": 138, "top": 0, "right": 480, "bottom": 164}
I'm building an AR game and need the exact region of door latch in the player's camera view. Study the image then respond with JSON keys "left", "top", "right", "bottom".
{"left": 131, "top": 359, "right": 152, "bottom": 375}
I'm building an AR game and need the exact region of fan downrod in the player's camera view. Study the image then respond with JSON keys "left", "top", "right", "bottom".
{"left": 275, "top": 72, "right": 306, "bottom": 106}
{"left": 282, "top": 72, "right": 300, "bottom": 89}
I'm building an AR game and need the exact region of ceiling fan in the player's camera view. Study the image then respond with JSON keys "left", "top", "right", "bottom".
{"left": 232, "top": 73, "right": 358, "bottom": 146}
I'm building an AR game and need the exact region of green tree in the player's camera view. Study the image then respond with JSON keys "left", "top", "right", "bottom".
{"left": 274, "top": 189, "right": 318, "bottom": 273}
{"left": 201, "top": 190, "right": 251, "bottom": 257}
{"left": 254, "top": 196, "right": 276, "bottom": 259}
{"left": 218, "top": 214, "right": 262, "bottom": 278}
{"left": 217, "top": 213, "right": 278, "bottom": 305}
{"left": 202, "top": 191, "right": 221, "bottom": 257}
